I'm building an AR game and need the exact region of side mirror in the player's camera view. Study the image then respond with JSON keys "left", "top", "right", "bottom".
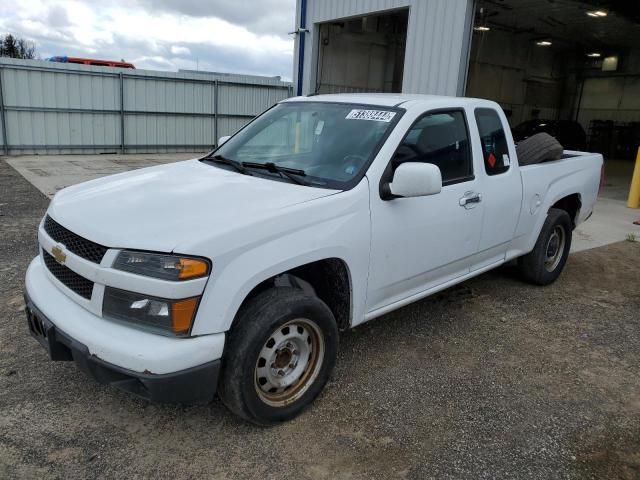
{"left": 218, "top": 136, "right": 231, "bottom": 146}
{"left": 388, "top": 163, "right": 442, "bottom": 198}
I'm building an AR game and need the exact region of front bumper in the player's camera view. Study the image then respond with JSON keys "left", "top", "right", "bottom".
{"left": 25, "top": 293, "right": 220, "bottom": 404}
{"left": 24, "top": 256, "right": 225, "bottom": 404}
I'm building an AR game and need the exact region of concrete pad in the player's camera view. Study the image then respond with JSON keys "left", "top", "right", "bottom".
{"left": 5, "top": 153, "right": 200, "bottom": 198}
{"left": 570, "top": 157, "right": 640, "bottom": 252}
{"left": 572, "top": 197, "right": 640, "bottom": 252}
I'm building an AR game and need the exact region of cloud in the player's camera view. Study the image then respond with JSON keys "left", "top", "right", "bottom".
{"left": 46, "top": 5, "right": 72, "bottom": 28}
{"left": 170, "top": 45, "right": 191, "bottom": 56}
{"left": 134, "top": 55, "right": 175, "bottom": 70}
{"left": 136, "top": 0, "right": 296, "bottom": 38}
{"left": 0, "top": 0, "right": 295, "bottom": 79}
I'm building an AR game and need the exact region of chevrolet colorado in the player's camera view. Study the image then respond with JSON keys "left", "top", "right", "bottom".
{"left": 25, "top": 94, "right": 603, "bottom": 425}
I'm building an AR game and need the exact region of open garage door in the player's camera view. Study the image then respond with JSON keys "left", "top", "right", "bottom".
{"left": 314, "top": 9, "right": 408, "bottom": 94}
{"left": 466, "top": 0, "right": 640, "bottom": 201}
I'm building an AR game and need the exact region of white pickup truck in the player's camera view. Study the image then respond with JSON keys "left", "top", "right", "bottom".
{"left": 25, "top": 94, "right": 603, "bottom": 425}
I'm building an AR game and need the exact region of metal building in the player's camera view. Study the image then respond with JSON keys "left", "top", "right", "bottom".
{"left": 292, "top": 0, "right": 640, "bottom": 195}
{"left": 292, "top": 0, "right": 475, "bottom": 97}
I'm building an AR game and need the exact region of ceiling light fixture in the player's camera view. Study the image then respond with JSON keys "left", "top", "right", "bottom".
{"left": 474, "top": 26, "right": 491, "bottom": 32}
{"left": 587, "top": 52, "right": 602, "bottom": 58}
{"left": 586, "top": 10, "right": 608, "bottom": 17}
{"left": 536, "top": 40, "right": 552, "bottom": 46}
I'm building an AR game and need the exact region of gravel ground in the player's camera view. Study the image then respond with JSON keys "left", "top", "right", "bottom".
{"left": 1, "top": 159, "right": 639, "bottom": 479}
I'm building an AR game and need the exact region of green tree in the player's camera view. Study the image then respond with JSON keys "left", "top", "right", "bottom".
{"left": 0, "top": 34, "right": 36, "bottom": 59}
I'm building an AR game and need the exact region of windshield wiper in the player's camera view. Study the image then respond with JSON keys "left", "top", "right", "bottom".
{"left": 242, "top": 162, "right": 308, "bottom": 186}
{"left": 203, "top": 154, "right": 251, "bottom": 175}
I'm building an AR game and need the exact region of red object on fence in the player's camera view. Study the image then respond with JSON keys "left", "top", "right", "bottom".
{"left": 48, "top": 56, "right": 135, "bottom": 69}
{"left": 66, "top": 57, "right": 135, "bottom": 68}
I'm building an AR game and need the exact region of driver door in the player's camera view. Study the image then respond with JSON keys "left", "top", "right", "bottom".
{"left": 366, "top": 109, "right": 484, "bottom": 315}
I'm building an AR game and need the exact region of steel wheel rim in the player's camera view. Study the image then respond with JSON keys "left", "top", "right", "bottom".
{"left": 254, "top": 318, "right": 325, "bottom": 407}
{"left": 544, "top": 225, "right": 566, "bottom": 272}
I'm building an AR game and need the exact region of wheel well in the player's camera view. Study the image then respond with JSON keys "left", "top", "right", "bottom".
{"left": 550, "top": 193, "right": 581, "bottom": 228}
{"left": 238, "top": 258, "right": 352, "bottom": 331}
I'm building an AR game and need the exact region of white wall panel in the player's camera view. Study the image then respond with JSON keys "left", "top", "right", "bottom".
{"left": 295, "top": 0, "right": 474, "bottom": 96}
{"left": 5, "top": 111, "right": 120, "bottom": 147}
{"left": 218, "top": 84, "right": 289, "bottom": 117}
{"left": 577, "top": 76, "right": 640, "bottom": 130}
{"left": 124, "top": 115, "right": 216, "bottom": 147}
{"left": 467, "top": 29, "right": 562, "bottom": 126}
{"left": 217, "top": 117, "right": 251, "bottom": 139}
{"left": 0, "top": 57, "right": 291, "bottom": 154}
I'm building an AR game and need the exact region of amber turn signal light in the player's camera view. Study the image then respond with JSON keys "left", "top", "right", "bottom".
{"left": 178, "top": 258, "right": 210, "bottom": 280}
{"left": 171, "top": 297, "right": 200, "bottom": 334}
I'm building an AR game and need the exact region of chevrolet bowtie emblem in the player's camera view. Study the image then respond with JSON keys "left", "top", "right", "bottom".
{"left": 51, "top": 245, "right": 67, "bottom": 265}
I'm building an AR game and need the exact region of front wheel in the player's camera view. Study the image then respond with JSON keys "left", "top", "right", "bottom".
{"left": 218, "top": 288, "right": 338, "bottom": 425}
{"left": 518, "top": 208, "right": 573, "bottom": 285}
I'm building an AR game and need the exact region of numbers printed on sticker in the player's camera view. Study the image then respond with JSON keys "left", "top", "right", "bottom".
{"left": 346, "top": 109, "right": 396, "bottom": 123}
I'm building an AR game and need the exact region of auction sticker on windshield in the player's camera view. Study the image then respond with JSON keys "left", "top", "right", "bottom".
{"left": 346, "top": 109, "right": 397, "bottom": 122}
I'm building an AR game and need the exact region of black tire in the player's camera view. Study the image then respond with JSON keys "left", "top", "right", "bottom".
{"left": 218, "top": 287, "right": 338, "bottom": 426}
{"left": 516, "top": 133, "right": 564, "bottom": 166}
{"left": 519, "top": 208, "right": 573, "bottom": 285}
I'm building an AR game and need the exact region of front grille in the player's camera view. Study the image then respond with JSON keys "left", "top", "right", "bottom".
{"left": 44, "top": 215, "right": 108, "bottom": 264}
{"left": 42, "top": 250, "right": 94, "bottom": 300}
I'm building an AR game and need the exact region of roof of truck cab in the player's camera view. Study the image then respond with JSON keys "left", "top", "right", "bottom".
{"left": 281, "top": 93, "right": 493, "bottom": 109}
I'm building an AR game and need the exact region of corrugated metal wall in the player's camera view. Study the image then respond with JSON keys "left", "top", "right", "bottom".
{"left": 577, "top": 76, "right": 640, "bottom": 130}
{"left": 294, "top": 0, "right": 475, "bottom": 96}
{"left": 467, "top": 28, "right": 561, "bottom": 126}
{"left": 0, "top": 58, "right": 293, "bottom": 155}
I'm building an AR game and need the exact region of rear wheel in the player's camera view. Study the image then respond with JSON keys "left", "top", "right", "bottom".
{"left": 218, "top": 288, "right": 338, "bottom": 425}
{"left": 519, "top": 208, "right": 572, "bottom": 285}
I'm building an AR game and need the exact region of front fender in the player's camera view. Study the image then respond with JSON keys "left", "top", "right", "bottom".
{"left": 191, "top": 181, "right": 371, "bottom": 335}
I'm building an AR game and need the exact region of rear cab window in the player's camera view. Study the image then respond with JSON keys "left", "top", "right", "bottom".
{"left": 475, "top": 108, "right": 511, "bottom": 176}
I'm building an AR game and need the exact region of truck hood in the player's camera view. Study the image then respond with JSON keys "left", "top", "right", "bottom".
{"left": 48, "top": 159, "right": 338, "bottom": 253}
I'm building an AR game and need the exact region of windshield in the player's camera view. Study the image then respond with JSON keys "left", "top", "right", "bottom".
{"left": 211, "top": 102, "right": 401, "bottom": 189}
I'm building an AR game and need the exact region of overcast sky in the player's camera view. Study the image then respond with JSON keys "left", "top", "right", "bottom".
{"left": 0, "top": 0, "right": 297, "bottom": 79}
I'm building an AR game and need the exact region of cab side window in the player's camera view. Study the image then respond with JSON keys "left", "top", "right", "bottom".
{"left": 475, "top": 108, "right": 510, "bottom": 176}
{"left": 392, "top": 110, "right": 473, "bottom": 185}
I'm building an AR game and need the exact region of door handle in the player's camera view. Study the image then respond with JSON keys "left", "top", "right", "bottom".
{"left": 459, "top": 192, "right": 482, "bottom": 208}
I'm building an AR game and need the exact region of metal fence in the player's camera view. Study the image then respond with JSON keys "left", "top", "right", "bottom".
{"left": 0, "top": 58, "right": 293, "bottom": 155}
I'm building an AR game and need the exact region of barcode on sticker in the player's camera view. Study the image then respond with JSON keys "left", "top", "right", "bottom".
{"left": 346, "top": 109, "right": 396, "bottom": 122}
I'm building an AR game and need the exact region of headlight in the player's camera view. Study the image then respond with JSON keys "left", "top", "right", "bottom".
{"left": 103, "top": 287, "right": 199, "bottom": 336}
{"left": 113, "top": 251, "right": 210, "bottom": 281}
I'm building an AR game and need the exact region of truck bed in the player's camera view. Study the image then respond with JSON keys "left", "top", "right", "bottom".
{"left": 510, "top": 150, "right": 603, "bottom": 257}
